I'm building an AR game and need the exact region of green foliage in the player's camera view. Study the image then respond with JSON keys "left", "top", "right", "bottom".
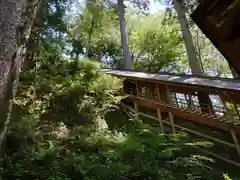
{"left": 191, "top": 26, "right": 231, "bottom": 77}
{"left": 2, "top": 45, "right": 237, "bottom": 180}
{"left": 224, "top": 174, "right": 233, "bottom": 180}
{"left": 1, "top": 59, "right": 124, "bottom": 178}
{"left": 69, "top": 0, "right": 122, "bottom": 63}
{"left": 2, "top": 0, "right": 238, "bottom": 179}
{"left": 15, "top": 60, "right": 123, "bottom": 129}
{"left": 127, "top": 12, "right": 183, "bottom": 72}
{"left": 1, "top": 120, "right": 231, "bottom": 180}
{"left": 69, "top": 3, "right": 183, "bottom": 70}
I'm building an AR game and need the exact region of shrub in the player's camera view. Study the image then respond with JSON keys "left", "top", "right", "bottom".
{"left": 0, "top": 121, "right": 229, "bottom": 180}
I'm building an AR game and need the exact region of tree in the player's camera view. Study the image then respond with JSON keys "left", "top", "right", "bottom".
{"left": 117, "top": 0, "right": 132, "bottom": 69}
{"left": 127, "top": 11, "right": 183, "bottom": 72}
{"left": 0, "top": 0, "right": 41, "bottom": 149}
{"left": 70, "top": 1, "right": 123, "bottom": 68}
{"left": 162, "top": 0, "right": 213, "bottom": 113}
{"left": 191, "top": 26, "right": 232, "bottom": 77}
{"left": 173, "top": 0, "right": 203, "bottom": 75}
{"left": 0, "top": 1, "right": 238, "bottom": 179}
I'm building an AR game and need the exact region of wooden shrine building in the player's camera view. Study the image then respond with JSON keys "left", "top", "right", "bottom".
{"left": 104, "top": 69, "right": 240, "bottom": 167}
{"left": 103, "top": 0, "right": 240, "bottom": 168}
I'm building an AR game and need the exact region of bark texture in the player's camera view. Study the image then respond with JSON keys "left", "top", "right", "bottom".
{"left": 117, "top": 0, "right": 132, "bottom": 70}
{"left": 174, "top": 0, "right": 202, "bottom": 75}
{"left": 0, "top": 0, "right": 41, "bottom": 149}
{"left": 0, "top": 0, "right": 25, "bottom": 100}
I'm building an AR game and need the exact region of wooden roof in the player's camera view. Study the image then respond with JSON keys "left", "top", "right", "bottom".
{"left": 103, "top": 69, "right": 240, "bottom": 92}
{"left": 191, "top": 0, "right": 240, "bottom": 74}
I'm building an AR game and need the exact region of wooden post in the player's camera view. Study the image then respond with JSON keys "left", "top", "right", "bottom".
{"left": 136, "top": 82, "right": 140, "bottom": 97}
{"left": 230, "top": 129, "right": 240, "bottom": 157}
{"left": 169, "top": 112, "right": 176, "bottom": 133}
{"left": 174, "top": 93, "right": 178, "bottom": 107}
{"left": 166, "top": 85, "right": 176, "bottom": 133}
{"left": 234, "top": 103, "right": 240, "bottom": 120}
{"left": 157, "top": 108, "right": 164, "bottom": 133}
{"left": 134, "top": 101, "right": 140, "bottom": 122}
{"left": 184, "top": 94, "right": 190, "bottom": 110}
{"left": 208, "top": 104, "right": 213, "bottom": 115}
{"left": 156, "top": 84, "right": 161, "bottom": 103}
{"left": 189, "top": 93, "right": 194, "bottom": 111}
{"left": 219, "top": 97, "right": 228, "bottom": 117}
{"left": 166, "top": 85, "right": 172, "bottom": 104}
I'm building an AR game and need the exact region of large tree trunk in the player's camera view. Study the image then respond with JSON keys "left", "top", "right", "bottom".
{"left": 174, "top": 0, "right": 202, "bottom": 75}
{"left": 174, "top": 0, "right": 212, "bottom": 114}
{"left": 0, "top": 0, "right": 24, "bottom": 100}
{"left": 117, "top": 0, "right": 132, "bottom": 70}
{"left": 0, "top": 0, "right": 41, "bottom": 149}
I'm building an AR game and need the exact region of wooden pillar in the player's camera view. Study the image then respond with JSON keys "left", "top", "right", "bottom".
{"left": 166, "top": 85, "right": 172, "bottom": 104}
{"left": 166, "top": 85, "right": 176, "bottom": 133}
{"left": 174, "top": 93, "right": 178, "bottom": 107}
{"left": 219, "top": 96, "right": 228, "bottom": 117}
{"left": 197, "top": 91, "right": 213, "bottom": 114}
{"left": 136, "top": 81, "right": 140, "bottom": 97}
{"left": 187, "top": 93, "right": 194, "bottom": 111}
{"left": 157, "top": 108, "right": 164, "bottom": 133}
{"left": 156, "top": 84, "right": 164, "bottom": 132}
{"left": 134, "top": 101, "right": 140, "bottom": 122}
{"left": 184, "top": 94, "right": 190, "bottom": 109}
{"left": 234, "top": 103, "right": 240, "bottom": 119}
{"left": 156, "top": 84, "right": 161, "bottom": 103}
{"left": 230, "top": 129, "right": 240, "bottom": 157}
{"left": 169, "top": 112, "right": 176, "bottom": 133}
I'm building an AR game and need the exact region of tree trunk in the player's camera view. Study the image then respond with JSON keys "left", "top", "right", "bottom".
{"left": 174, "top": 0, "right": 213, "bottom": 114}
{"left": 0, "top": 0, "right": 41, "bottom": 149}
{"left": 0, "top": 0, "right": 23, "bottom": 101}
{"left": 117, "top": 0, "right": 132, "bottom": 70}
{"left": 174, "top": 0, "right": 202, "bottom": 75}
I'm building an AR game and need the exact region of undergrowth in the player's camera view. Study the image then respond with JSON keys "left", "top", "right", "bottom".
{"left": 0, "top": 121, "right": 231, "bottom": 180}
{"left": 0, "top": 60, "right": 238, "bottom": 179}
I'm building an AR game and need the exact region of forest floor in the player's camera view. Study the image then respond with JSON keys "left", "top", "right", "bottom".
{"left": 1, "top": 109, "right": 240, "bottom": 179}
